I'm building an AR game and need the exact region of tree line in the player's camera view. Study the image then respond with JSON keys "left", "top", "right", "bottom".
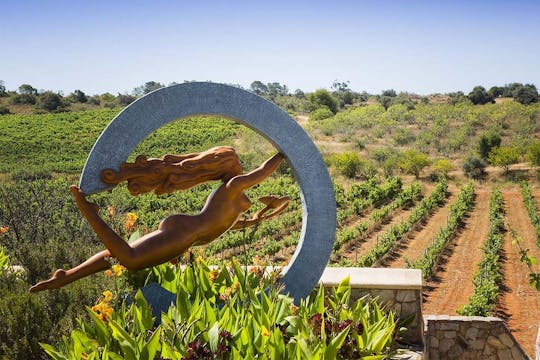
{"left": 0, "top": 79, "right": 538, "bottom": 116}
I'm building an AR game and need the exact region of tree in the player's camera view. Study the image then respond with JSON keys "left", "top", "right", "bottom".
{"left": 332, "top": 80, "right": 354, "bottom": 107}
{"left": 18, "top": 84, "right": 37, "bottom": 95}
{"left": 488, "top": 146, "right": 519, "bottom": 173}
{"left": 68, "top": 89, "right": 87, "bottom": 103}
{"left": 513, "top": 84, "right": 539, "bottom": 105}
{"left": 477, "top": 132, "right": 501, "bottom": 160}
{"left": 267, "top": 82, "right": 288, "bottom": 97}
{"left": 116, "top": 93, "right": 136, "bottom": 106}
{"left": 488, "top": 86, "right": 504, "bottom": 98}
{"left": 447, "top": 91, "right": 469, "bottom": 105}
{"left": 307, "top": 89, "right": 338, "bottom": 114}
{"left": 293, "top": 89, "right": 305, "bottom": 99}
{"left": 462, "top": 156, "right": 486, "bottom": 179}
{"left": 502, "top": 83, "right": 523, "bottom": 97}
{"left": 132, "top": 81, "right": 164, "bottom": 96}
{"left": 250, "top": 81, "right": 268, "bottom": 96}
{"left": 468, "top": 86, "right": 494, "bottom": 105}
{"left": 377, "top": 89, "right": 398, "bottom": 110}
{"left": 0, "top": 80, "right": 6, "bottom": 96}
{"left": 37, "top": 91, "right": 64, "bottom": 111}
{"left": 399, "top": 149, "right": 430, "bottom": 178}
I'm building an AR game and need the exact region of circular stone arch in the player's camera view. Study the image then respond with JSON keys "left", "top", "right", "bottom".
{"left": 80, "top": 82, "right": 336, "bottom": 301}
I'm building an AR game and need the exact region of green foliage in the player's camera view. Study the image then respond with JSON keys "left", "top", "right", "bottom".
{"left": 132, "top": 81, "right": 164, "bottom": 96}
{"left": 328, "top": 152, "right": 362, "bottom": 178}
{"left": 37, "top": 91, "right": 65, "bottom": 112}
{"left": 0, "top": 246, "right": 8, "bottom": 275}
{"left": 42, "top": 261, "right": 398, "bottom": 359}
{"left": 488, "top": 145, "right": 519, "bottom": 172}
{"left": 0, "top": 105, "right": 10, "bottom": 115}
{"left": 431, "top": 159, "right": 454, "bottom": 178}
{"left": 333, "top": 180, "right": 421, "bottom": 253}
{"left": 526, "top": 140, "right": 540, "bottom": 168}
{"left": 308, "top": 89, "right": 339, "bottom": 114}
{"left": 468, "top": 86, "right": 494, "bottom": 105}
{"left": 459, "top": 188, "right": 505, "bottom": 316}
{"left": 309, "top": 106, "right": 334, "bottom": 121}
{"left": 462, "top": 156, "right": 487, "bottom": 179}
{"left": 409, "top": 183, "right": 475, "bottom": 279}
{"left": 358, "top": 180, "right": 448, "bottom": 267}
{"left": 513, "top": 84, "right": 538, "bottom": 105}
{"left": 477, "top": 132, "right": 501, "bottom": 160}
{"left": 520, "top": 181, "right": 540, "bottom": 247}
{"left": 398, "top": 149, "right": 430, "bottom": 178}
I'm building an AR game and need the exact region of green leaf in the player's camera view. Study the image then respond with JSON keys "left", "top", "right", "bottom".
{"left": 140, "top": 327, "right": 161, "bottom": 360}
{"left": 128, "top": 230, "right": 141, "bottom": 243}
{"left": 39, "top": 343, "right": 69, "bottom": 360}
{"left": 324, "top": 324, "right": 350, "bottom": 359}
{"left": 108, "top": 320, "right": 138, "bottom": 360}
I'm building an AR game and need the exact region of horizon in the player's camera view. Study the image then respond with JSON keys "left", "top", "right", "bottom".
{"left": 2, "top": 0, "right": 539, "bottom": 95}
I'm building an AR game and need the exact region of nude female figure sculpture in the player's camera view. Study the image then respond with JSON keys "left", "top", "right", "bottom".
{"left": 30, "top": 146, "right": 290, "bottom": 292}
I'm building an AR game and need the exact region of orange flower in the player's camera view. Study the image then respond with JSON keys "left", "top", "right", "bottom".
{"left": 104, "top": 269, "right": 114, "bottom": 277}
{"left": 261, "top": 326, "right": 270, "bottom": 337}
{"left": 0, "top": 226, "right": 9, "bottom": 235}
{"left": 107, "top": 206, "right": 116, "bottom": 218}
{"left": 102, "top": 290, "right": 113, "bottom": 302}
{"left": 290, "top": 304, "right": 299, "bottom": 315}
{"left": 124, "top": 212, "right": 138, "bottom": 231}
{"left": 232, "top": 281, "right": 240, "bottom": 291}
{"left": 92, "top": 301, "right": 113, "bottom": 321}
{"left": 112, "top": 264, "right": 126, "bottom": 277}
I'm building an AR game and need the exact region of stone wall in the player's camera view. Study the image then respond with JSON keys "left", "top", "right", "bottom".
{"left": 320, "top": 267, "right": 423, "bottom": 345}
{"left": 424, "top": 315, "right": 529, "bottom": 359}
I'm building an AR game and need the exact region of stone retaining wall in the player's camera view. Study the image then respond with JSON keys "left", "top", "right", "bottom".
{"left": 321, "top": 267, "right": 423, "bottom": 345}
{"left": 424, "top": 315, "right": 529, "bottom": 359}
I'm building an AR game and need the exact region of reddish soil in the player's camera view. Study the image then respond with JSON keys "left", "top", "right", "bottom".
{"left": 422, "top": 188, "right": 491, "bottom": 315}
{"left": 496, "top": 190, "right": 540, "bottom": 358}
{"left": 384, "top": 187, "right": 458, "bottom": 268}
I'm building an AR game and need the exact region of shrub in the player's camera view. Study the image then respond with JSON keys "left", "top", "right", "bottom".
{"left": 462, "top": 156, "right": 487, "bottom": 179}
{"left": 398, "top": 149, "right": 430, "bottom": 178}
{"left": 37, "top": 91, "right": 65, "bottom": 112}
{"left": 477, "top": 132, "right": 501, "bottom": 160}
{"left": 328, "top": 152, "right": 362, "bottom": 178}
{"left": 0, "top": 105, "right": 10, "bottom": 115}
{"left": 468, "top": 86, "right": 494, "bottom": 105}
{"left": 42, "top": 261, "right": 399, "bottom": 359}
{"left": 431, "top": 159, "right": 454, "bottom": 179}
{"left": 307, "top": 89, "right": 339, "bottom": 114}
{"left": 513, "top": 84, "right": 539, "bottom": 105}
{"left": 527, "top": 140, "right": 540, "bottom": 168}
{"left": 309, "top": 106, "right": 334, "bottom": 121}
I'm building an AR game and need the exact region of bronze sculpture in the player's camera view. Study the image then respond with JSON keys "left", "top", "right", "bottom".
{"left": 30, "top": 146, "right": 289, "bottom": 292}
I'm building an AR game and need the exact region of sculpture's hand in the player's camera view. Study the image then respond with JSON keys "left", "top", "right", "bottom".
{"left": 70, "top": 185, "right": 100, "bottom": 214}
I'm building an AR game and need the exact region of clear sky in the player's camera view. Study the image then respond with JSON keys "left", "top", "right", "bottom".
{"left": 1, "top": 0, "right": 539, "bottom": 95}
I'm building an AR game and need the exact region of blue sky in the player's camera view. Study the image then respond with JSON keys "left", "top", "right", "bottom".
{"left": 1, "top": 0, "right": 539, "bottom": 95}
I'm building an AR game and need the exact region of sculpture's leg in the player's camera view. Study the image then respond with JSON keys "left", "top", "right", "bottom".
{"left": 69, "top": 186, "right": 136, "bottom": 265}
{"left": 30, "top": 250, "right": 111, "bottom": 292}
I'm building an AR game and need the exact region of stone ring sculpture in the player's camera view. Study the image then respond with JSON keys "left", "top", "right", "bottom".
{"left": 31, "top": 82, "right": 336, "bottom": 301}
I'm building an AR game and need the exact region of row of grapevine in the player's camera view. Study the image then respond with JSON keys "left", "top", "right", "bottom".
{"left": 458, "top": 188, "right": 505, "bottom": 316}
{"left": 333, "top": 182, "right": 422, "bottom": 253}
{"left": 408, "top": 183, "right": 475, "bottom": 280}
{"left": 520, "top": 181, "right": 540, "bottom": 247}
{"left": 347, "top": 177, "right": 403, "bottom": 215}
{"left": 357, "top": 180, "right": 448, "bottom": 267}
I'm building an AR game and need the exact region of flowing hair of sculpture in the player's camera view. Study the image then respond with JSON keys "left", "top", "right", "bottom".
{"left": 30, "top": 146, "right": 290, "bottom": 292}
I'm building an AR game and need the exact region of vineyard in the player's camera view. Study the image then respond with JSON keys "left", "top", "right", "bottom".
{"left": 1, "top": 104, "right": 540, "bottom": 357}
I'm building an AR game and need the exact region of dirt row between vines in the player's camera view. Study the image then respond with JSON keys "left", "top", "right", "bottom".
{"left": 422, "top": 188, "right": 491, "bottom": 315}
{"left": 496, "top": 189, "right": 540, "bottom": 358}
{"left": 383, "top": 186, "right": 458, "bottom": 268}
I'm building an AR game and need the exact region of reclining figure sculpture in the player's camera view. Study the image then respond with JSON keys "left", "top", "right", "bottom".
{"left": 31, "top": 146, "right": 290, "bottom": 292}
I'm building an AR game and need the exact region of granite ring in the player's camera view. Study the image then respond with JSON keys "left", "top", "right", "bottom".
{"left": 79, "top": 82, "right": 336, "bottom": 301}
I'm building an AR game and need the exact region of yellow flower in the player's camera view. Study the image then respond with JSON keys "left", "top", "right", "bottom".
{"left": 107, "top": 206, "right": 116, "bottom": 218}
{"left": 102, "top": 290, "right": 113, "bottom": 302}
{"left": 104, "top": 269, "right": 113, "bottom": 277}
{"left": 111, "top": 264, "right": 126, "bottom": 277}
{"left": 0, "top": 226, "right": 9, "bottom": 235}
{"left": 261, "top": 326, "right": 270, "bottom": 337}
{"left": 124, "top": 212, "right": 138, "bottom": 231}
{"left": 290, "top": 305, "right": 299, "bottom": 315}
{"left": 232, "top": 281, "right": 240, "bottom": 291}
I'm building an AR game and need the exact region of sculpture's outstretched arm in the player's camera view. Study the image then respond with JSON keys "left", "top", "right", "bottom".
{"left": 228, "top": 153, "right": 285, "bottom": 191}
{"left": 229, "top": 195, "right": 291, "bottom": 230}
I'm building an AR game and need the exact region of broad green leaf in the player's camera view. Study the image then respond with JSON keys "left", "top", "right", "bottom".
{"left": 324, "top": 324, "right": 350, "bottom": 359}
{"left": 208, "top": 322, "right": 220, "bottom": 352}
